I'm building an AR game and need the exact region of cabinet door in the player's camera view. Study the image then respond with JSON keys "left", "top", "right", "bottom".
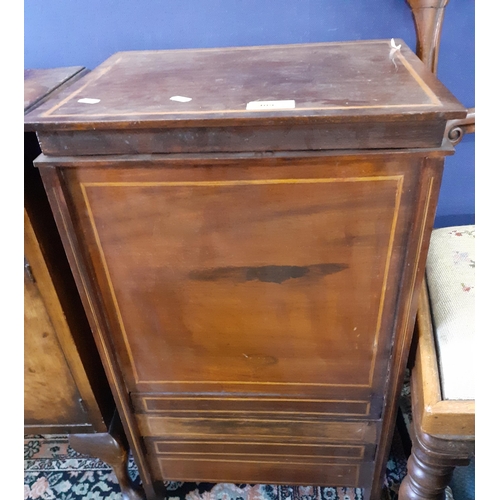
{"left": 60, "top": 152, "right": 427, "bottom": 415}
{"left": 24, "top": 210, "right": 90, "bottom": 431}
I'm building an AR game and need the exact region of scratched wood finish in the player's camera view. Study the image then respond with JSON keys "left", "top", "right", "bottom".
{"left": 24, "top": 66, "right": 87, "bottom": 118}
{"left": 25, "top": 40, "right": 465, "bottom": 156}
{"left": 137, "top": 414, "right": 378, "bottom": 442}
{"left": 32, "top": 42, "right": 465, "bottom": 500}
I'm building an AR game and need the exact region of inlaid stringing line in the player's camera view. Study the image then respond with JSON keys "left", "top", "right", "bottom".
{"left": 146, "top": 415, "right": 370, "bottom": 423}
{"left": 41, "top": 58, "right": 121, "bottom": 117}
{"left": 368, "top": 174, "right": 404, "bottom": 384}
{"left": 143, "top": 418, "right": 372, "bottom": 441}
{"left": 142, "top": 396, "right": 370, "bottom": 416}
{"left": 83, "top": 175, "right": 403, "bottom": 187}
{"left": 149, "top": 431, "right": 367, "bottom": 441}
{"left": 41, "top": 43, "right": 440, "bottom": 118}
{"left": 42, "top": 102, "right": 439, "bottom": 119}
{"left": 153, "top": 440, "right": 364, "bottom": 453}
{"left": 398, "top": 176, "right": 435, "bottom": 384}
{"left": 143, "top": 396, "right": 369, "bottom": 402}
{"left": 51, "top": 182, "right": 150, "bottom": 479}
{"left": 156, "top": 465, "right": 361, "bottom": 486}
{"left": 143, "top": 409, "right": 369, "bottom": 416}
{"left": 154, "top": 452, "right": 361, "bottom": 459}
{"left": 80, "top": 182, "right": 141, "bottom": 383}
{"left": 395, "top": 52, "right": 442, "bottom": 106}
{"left": 157, "top": 457, "right": 358, "bottom": 467}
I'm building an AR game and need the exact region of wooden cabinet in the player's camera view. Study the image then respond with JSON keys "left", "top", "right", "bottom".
{"left": 24, "top": 41, "right": 466, "bottom": 500}
{"left": 24, "top": 66, "right": 110, "bottom": 433}
{"left": 24, "top": 68, "right": 144, "bottom": 500}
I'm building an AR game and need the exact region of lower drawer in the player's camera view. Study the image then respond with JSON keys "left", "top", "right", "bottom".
{"left": 144, "top": 438, "right": 376, "bottom": 487}
{"left": 136, "top": 414, "right": 378, "bottom": 443}
{"left": 137, "top": 406, "right": 379, "bottom": 486}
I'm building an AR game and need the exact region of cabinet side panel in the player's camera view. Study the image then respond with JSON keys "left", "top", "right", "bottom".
{"left": 38, "top": 166, "right": 161, "bottom": 500}
{"left": 371, "top": 157, "right": 445, "bottom": 499}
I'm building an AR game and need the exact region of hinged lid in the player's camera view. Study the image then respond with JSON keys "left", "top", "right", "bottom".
{"left": 25, "top": 40, "right": 466, "bottom": 156}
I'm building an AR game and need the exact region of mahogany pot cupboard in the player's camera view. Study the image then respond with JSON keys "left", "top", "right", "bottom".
{"left": 24, "top": 68, "right": 144, "bottom": 500}
{"left": 24, "top": 40, "right": 466, "bottom": 500}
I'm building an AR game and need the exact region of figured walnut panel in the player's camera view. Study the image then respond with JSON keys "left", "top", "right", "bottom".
{"left": 24, "top": 211, "right": 89, "bottom": 428}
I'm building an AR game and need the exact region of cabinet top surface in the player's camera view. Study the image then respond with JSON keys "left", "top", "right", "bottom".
{"left": 24, "top": 67, "right": 86, "bottom": 114}
{"left": 24, "top": 40, "right": 465, "bottom": 131}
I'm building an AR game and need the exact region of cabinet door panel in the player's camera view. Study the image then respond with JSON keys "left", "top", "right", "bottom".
{"left": 63, "top": 154, "right": 418, "bottom": 402}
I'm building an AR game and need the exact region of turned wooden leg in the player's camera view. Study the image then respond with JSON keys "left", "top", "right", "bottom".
{"left": 401, "top": 452, "right": 457, "bottom": 500}
{"left": 69, "top": 413, "right": 146, "bottom": 500}
{"left": 399, "top": 412, "right": 474, "bottom": 500}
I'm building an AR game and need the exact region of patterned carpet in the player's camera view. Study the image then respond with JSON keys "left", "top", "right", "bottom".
{"left": 24, "top": 429, "right": 408, "bottom": 500}
{"left": 25, "top": 377, "right": 477, "bottom": 500}
{"left": 24, "top": 401, "right": 409, "bottom": 500}
{"left": 23, "top": 375, "right": 475, "bottom": 500}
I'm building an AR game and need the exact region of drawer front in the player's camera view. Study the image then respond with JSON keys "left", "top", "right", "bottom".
{"left": 145, "top": 438, "right": 376, "bottom": 486}
{"left": 135, "top": 393, "right": 380, "bottom": 487}
{"left": 132, "top": 393, "right": 382, "bottom": 419}
{"left": 62, "top": 153, "right": 420, "bottom": 400}
{"left": 136, "top": 414, "right": 378, "bottom": 443}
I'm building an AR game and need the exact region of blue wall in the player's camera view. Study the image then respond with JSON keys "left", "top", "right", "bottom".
{"left": 24, "top": 0, "right": 475, "bottom": 225}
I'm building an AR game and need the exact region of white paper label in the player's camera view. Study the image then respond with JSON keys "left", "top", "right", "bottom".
{"left": 170, "top": 95, "right": 192, "bottom": 103}
{"left": 246, "top": 100, "right": 296, "bottom": 111}
{"left": 390, "top": 38, "right": 401, "bottom": 50}
{"left": 77, "top": 98, "right": 101, "bottom": 104}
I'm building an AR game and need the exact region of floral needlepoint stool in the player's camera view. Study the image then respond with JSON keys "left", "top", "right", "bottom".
{"left": 399, "top": 225, "right": 475, "bottom": 500}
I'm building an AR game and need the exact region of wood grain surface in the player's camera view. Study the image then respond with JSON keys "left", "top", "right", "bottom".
{"left": 25, "top": 41, "right": 464, "bottom": 129}
{"left": 24, "top": 66, "right": 86, "bottom": 117}
{"left": 59, "top": 153, "right": 417, "bottom": 401}
{"left": 31, "top": 41, "right": 464, "bottom": 500}
{"left": 24, "top": 209, "right": 91, "bottom": 430}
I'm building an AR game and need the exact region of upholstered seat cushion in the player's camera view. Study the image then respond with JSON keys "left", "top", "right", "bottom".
{"left": 425, "top": 225, "right": 475, "bottom": 401}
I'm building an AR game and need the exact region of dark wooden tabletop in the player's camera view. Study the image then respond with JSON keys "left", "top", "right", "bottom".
{"left": 24, "top": 40, "right": 465, "bottom": 132}
{"left": 24, "top": 67, "right": 86, "bottom": 114}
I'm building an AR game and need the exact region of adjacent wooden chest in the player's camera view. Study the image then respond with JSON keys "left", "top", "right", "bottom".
{"left": 25, "top": 40, "right": 466, "bottom": 500}
{"left": 24, "top": 66, "right": 115, "bottom": 434}
{"left": 25, "top": 68, "right": 146, "bottom": 500}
